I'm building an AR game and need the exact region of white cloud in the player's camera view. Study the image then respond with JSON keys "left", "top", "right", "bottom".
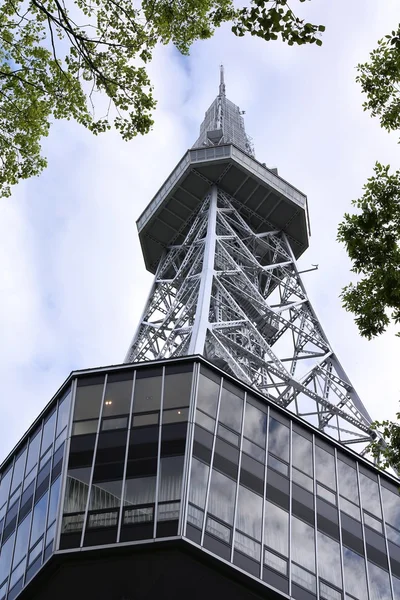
{"left": 0, "top": 0, "right": 399, "bottom": 460}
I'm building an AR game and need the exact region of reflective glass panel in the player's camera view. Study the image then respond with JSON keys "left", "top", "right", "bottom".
{"left": 189, "top": 458, "right": 209, "bottom": 509}
{"left": 89, "top": 480, "right": 122, "bottom": 511}
{"left": 10, "top": 449, "right": 26, "bottom": 495}
{"left": 318, "top": 530, "right": 342, "bottom": 588}
{"left": 47, "top": 477, "right": 61, "bottom": 526}
{"left": 13, "top": 515, "right": 31, "bottom": 568}
{"left": 102, "top": 374, "right": 133, "bottom": 417}
{"left": 343, "top": 547, "right": 368, "bottom": 599}
{"left": 56, "top": 390, "right": 71, "bottom": 437}
{"left": 30, "top": 492, "right": 48, "bottom": 547}
{"left": 340, "top": 496, "right": 360, "bottom": 520}
{"left": 25, "top": 432, "right": 41, "bottom": 478}
{"left": 242, "top": 438, "right": 265, "bottom": 463}
{"left": 133, "top": 373, "right": 162, "bottom": 413}
{"left": 124, "top": 476, "right": 156, "bottom": 506}
{"left": 158, "top": 456, "right": 184, "bottom": 503}
{"left": 41, "top": 411, "right": 56, "bottom": 455}
{"left": 320, "top": 581, "right": 342, "bottom": 600}
{"left": 292, "top": 516, "right": 315, "bottom": 572}
{"left": 10, "top": 557, "right": 25, "bottom": 589}
{"left": 381, "top": 486, "right": 400, "bottom": 531}
{"left": 218, "top": 385, "right": 243, "bottom": 432}
{"left": 197, "top": 373, "right": 220, "bottom": 418}
{"left": 101, "top": 416, "right": 128, "bottom": 431}
{"left": 187, "top": 504, "right": 204, "bottom": 529}
{"left": 243, "top": 403, "right": 266, "bottom": 448}
{"left": 359, "top": 473, "right": 382, "bottom": 518}
{"left": 268, "top": 418, "right": 289, "bottom": 462}
{"left": 293, "top": 468, "right": 313, "bottom": 492}
{"left": 315, "top": 445, "right": 336, "bottom": 491}
{"left": 292, "top": 432, "right": 312, "bottom": 476}
{"left": 28, "top": 539, "right": 42, "bottom": 566}
{"left": 338, "top": 459, "right": 359, "bottom": 504}
{"left": 163, "top": 371, "right": 192, "bottom": 409}
{"left": 206, "top": 516, "right": 230, "bottom": 543}
{"left": 208, "top": 469, "right": 236, "bottom": 525}
{"left": 368, "top": 561, "right": 392, "bottom": 600}
{"left": 235, "top": 531, "right": 261, "bottom": 561}
{"left": 291, "top": 563, "right": 316, "bottom": 593}
{"left": 264, "top": 549, "right": 287, "bottom": 575}
{"left": 195, "top": 410, "right": 215, "bottom": 433}
{"left": 0, "top": 533, "right": 15, "bottom": 585}
{"left": 73, "top": 379, "right": 104, "bottom": 421}
{"left": 64, "top": 468, "right": 91, "bottom": 513}
{"left": 0, "top": 468, "right": 12, "bottom": 510}
{"left": 264, "top": 501, "right": 288, "bottom": 557}
{"left": 236, "top": 486, "right": 262, "bottom": 541}
{"left": 393, "top": 575, "right": 400, "bottom": 600}
{"left": 72, "top": 419, "right": 98, "bottom": 436}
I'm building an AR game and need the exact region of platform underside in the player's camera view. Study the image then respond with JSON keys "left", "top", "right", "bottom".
{"left": 137, "top": 144, "right": 309, "bottom": 273}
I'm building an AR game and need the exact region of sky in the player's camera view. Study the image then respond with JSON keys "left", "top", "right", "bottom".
{"left": 0, "top": 0, "right": 399, "bottom": 462}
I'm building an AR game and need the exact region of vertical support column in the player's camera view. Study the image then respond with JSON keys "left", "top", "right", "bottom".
{"left": 188, "top": 185, "right": 218, "bottom": 355}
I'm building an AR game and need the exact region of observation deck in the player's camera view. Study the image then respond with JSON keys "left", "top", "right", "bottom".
{"left": 137, "top": 143, "right": 309, "bottom": 274}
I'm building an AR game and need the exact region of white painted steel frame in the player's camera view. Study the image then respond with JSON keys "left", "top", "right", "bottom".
{"left": 126, "top": 187, "right": 376, "bottom": 453}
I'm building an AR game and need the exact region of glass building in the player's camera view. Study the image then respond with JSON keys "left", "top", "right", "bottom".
{"left": 0, "top": 357, "right": 400, "bottom": 600}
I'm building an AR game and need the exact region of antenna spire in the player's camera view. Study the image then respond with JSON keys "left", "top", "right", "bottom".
{"left": 219, "top": 64, "right": 226, "bottom": 97}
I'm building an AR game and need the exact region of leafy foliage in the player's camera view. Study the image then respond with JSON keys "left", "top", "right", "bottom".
{"left": 357, "top": 27, "right": 400, "bottom": 136}
{"left": 337, "top": 163, "right": 400, "bottom": 339}
{"left": 0, "top": 0, "right": 324, "bottom": 197}
{"left": 369, "top": 414, "right": 400, "bottom": 472}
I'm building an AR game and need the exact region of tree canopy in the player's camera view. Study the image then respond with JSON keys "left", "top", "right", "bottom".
{"left": 337, "top": 162, "right": 400, "bottom": 339}
{"left": 0, "top": 0, "right": 324, "bottom": 197}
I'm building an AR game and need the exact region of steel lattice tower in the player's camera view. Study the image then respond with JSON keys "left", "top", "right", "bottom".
{"left": 125, "top": 67, "right": 375, "bottom": 455}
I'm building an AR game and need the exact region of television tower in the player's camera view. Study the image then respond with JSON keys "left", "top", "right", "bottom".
{"left": 125, "top": 67, "right": 375, "bottom": 453}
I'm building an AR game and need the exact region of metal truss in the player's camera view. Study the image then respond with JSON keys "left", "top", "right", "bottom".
{"left": 125, "top": 186, "right": 376, "bottom": 452}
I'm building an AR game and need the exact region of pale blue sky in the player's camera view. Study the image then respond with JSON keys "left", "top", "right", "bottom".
{"left": 0, "top": 0, "right": 399, "bottom": 460}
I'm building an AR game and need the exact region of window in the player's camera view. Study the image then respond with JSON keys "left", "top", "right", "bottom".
{"left": 163, "top": 370, "right": 192, "bottom": 409}
{"left": 337, "top": 459, "right": 359, "bottom": 504}
{"left": 64, "top": 468, "right": 91, "bottom": 514}
{"left": 0, "top": 468, "right": 12, "bottom": 510}
{"left": 292, "top": 432, "right": 312, "bottom": 476}
{"left": 264, "top": 501, "right": 288, "bottom": 557}
{"left": 73, "top": 376, "right": 104, "bottom": 421}
{"left": 291, "top": 516, "right": 315, "bottom": 572}
{"left": 25, "top": 432, "right": 41, "bottom": 478}
{"left": 268, "top": 418, "right": 289, "bottom": 462}
{"left": 158, "top": 456, "right": 184, "bottom": 503}
{"left": 189, "top": 458, "right": 209, "bottom": 510}
{"left": 343, "top": 547, "right": 368, "bottom": 599}
{"left": 218, "top": 383, "right": 243, "bottom": 432}
{"left": 40, "top": 411, "right": 56, "bottom": 456}
{"left": 12, "top": 515, "right": 31, "bottom": 568}
{"left": 124, "top": 476, "right": 156, "bottom": 506}
{"left": 368, "top": 561, "right": 391, "bottom": 600}
{"left": 317, "top": 531, "right": 342, "bottom": 588}
{"left": 47, "top": 477, "right": 61, "bottom": 526}
{"left": 102, "top": 372, "right": 133, "bottom": 417}
{"left": 0, "top": 532, "right": 15, "bottom": 585}
{"left": 243, "top": 403, "right": 266, "bottom": 448}
{"left": 315, "top": 445, "right": 336, "bottom": 491}
{"left": 359, "top": 473, "right": 382, "bottom": 518}
{"left": 56, "top": 390, "right": 71, "bottom": 437}
{"left": 133, "top": 370, "right": 162, "bottom": 413}
{"left": 30, "top": 492, "right": 48, "bottom": 547}
{"left": 10, "top": 449, "right": 26, "bottom": 495}
{"left": 197, "top": 372, "right": 220, "bottom": 418}
{"left": 208, "top": 469, "right": 236, "bottom": 525}
{"left": 236, "top": 485, "right": 262, "bottom": 541}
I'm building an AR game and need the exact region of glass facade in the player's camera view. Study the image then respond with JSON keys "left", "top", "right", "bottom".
{"left": 1, "top": 357, "right": 400, "bottom": 600}
{"left": 0, "top": 386, "right": 71, "bottom": 600}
